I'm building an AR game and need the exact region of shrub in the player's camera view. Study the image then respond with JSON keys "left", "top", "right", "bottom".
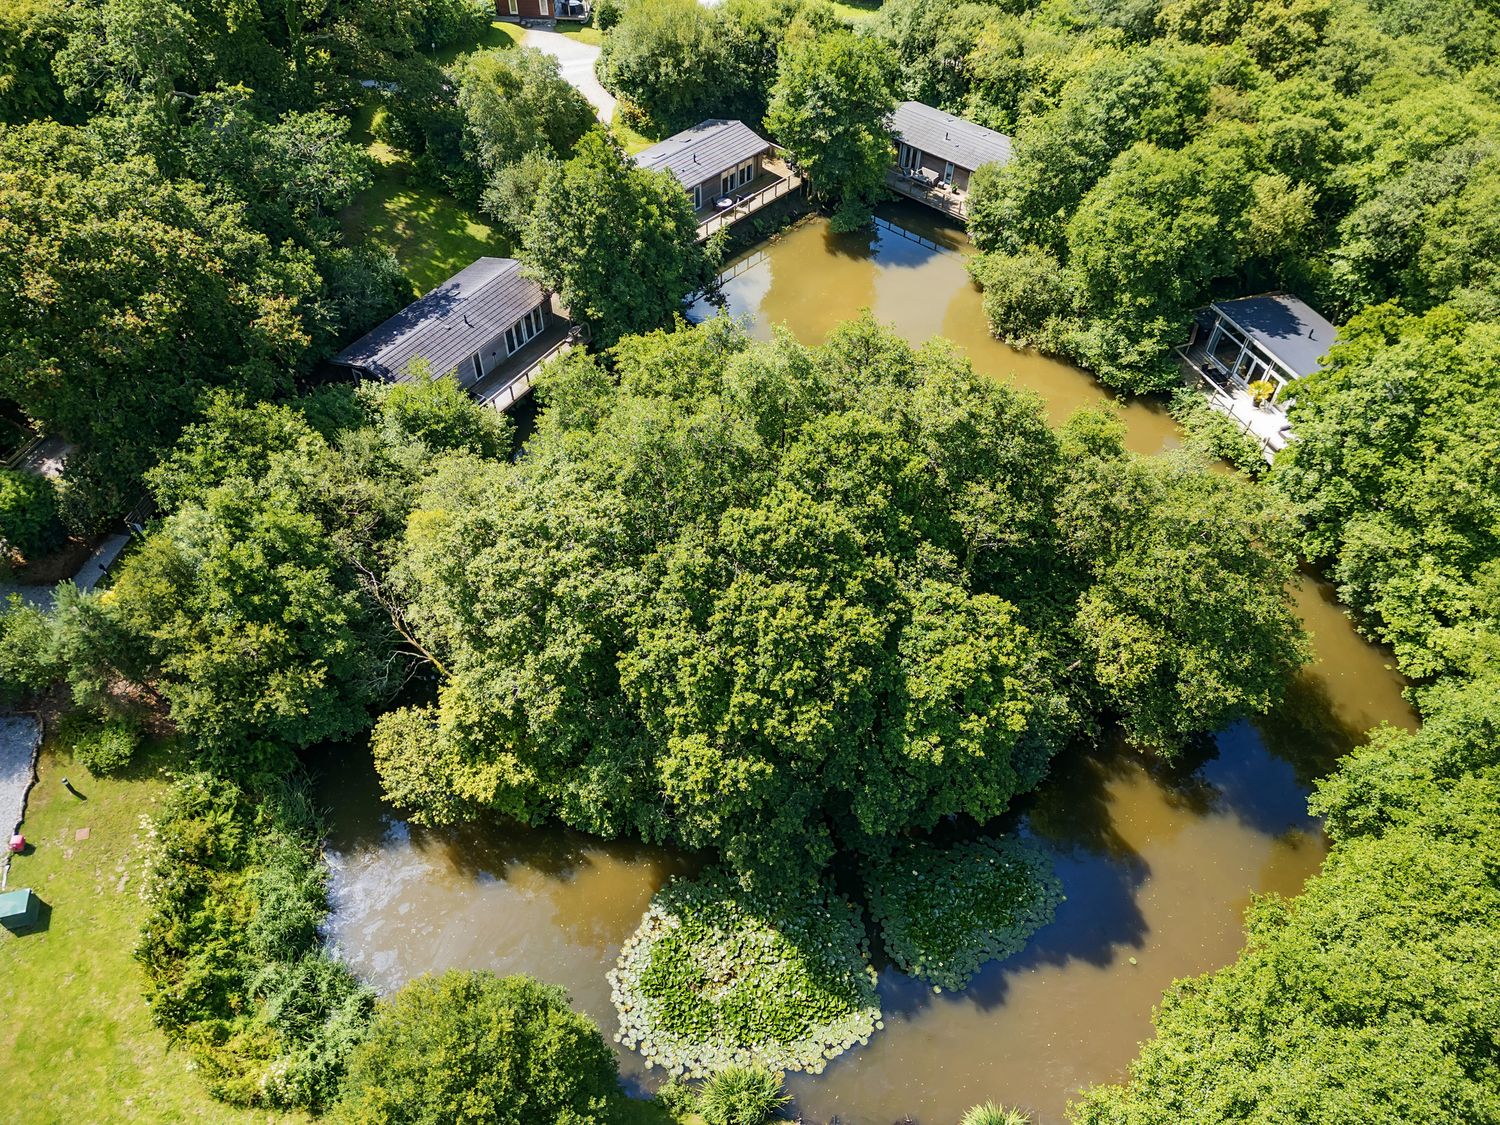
{"left": 961, "top": 1102, "right": 1031, "bottom": 1125}
{"left": 0, "top": 467, "right": 65, "bottom": 561}
{"left": 865, "top": 836, "right": 1063, "bottom": 992}
{"left": 696, "top": 1067, "right": 790, "bottom": 1125}
{"left": 1167, "top": 388, "right": 1268, "bottom": 479}
{"left": 593, "top": 0, "right": 626, "bottom": 30}
{"left": 64, "top": 713, "right": 142, "bottom": 775}
{"left": 609, "top": 870, "right": 882, "bottom": 1077}
{"left": 137, "top": 773, "right": 373, "bottom": 1111}
{"left": 331, "top": 971, "right": 617, "bottom": 1125}
{"left": 0, "top": 596, "right": 64, "bottom": 703}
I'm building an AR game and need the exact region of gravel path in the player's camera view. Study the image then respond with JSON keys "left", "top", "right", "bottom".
{"left": 1, "top": 712, "right": 41, "bottom": 839}
{"left": 522, "top": 29, "right": 616, "bottom": 123}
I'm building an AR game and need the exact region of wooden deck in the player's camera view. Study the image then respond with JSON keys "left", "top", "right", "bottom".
{"left": 695, "top": 157, "right": 804, "bottom": 242}
{"left": 470, "top": 320, "right": 588, "bottom": 412}
{"left": 886, "top": 169, "right": 967, "bottom": 220}
{"left": 1175, "top": 341, "right": 1294, "bottom": 462}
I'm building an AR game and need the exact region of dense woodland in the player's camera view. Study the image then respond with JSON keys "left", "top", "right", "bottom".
{"left": 1, "top": 0, "right": 1498, "bottom": 1121}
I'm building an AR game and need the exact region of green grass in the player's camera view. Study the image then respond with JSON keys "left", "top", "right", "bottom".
{"left": 0, "top": 740, "right": 299, "bottom": 1124}
{"left": 432, "top": 18, "right": 524, "bottom": 66}
{"left": 610, "top": 111, "right": 657, "bottom": 155}
{"left": 827, "top": 0, "right": 883, "bottom": 20}
{"left": 340, "top": 101, "right": 511, "bottom": 297}
{"left": 558, "top": 22, "right": 605, "bottom": 47}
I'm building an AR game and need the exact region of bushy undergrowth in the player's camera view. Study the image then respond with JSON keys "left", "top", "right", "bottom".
{"left": 136, "top": 772, "right": 373, "bottom": 1110}
{"left": 609, "top": 870, "right": 881, "bottom": 1077}
{"left": 1167, "top": 388, "right": 1268, "bottom": 479}
{"left": 0, "top": 466, "right": 65, "bottom": 563}
{"left": 866, "top": 837, "right": 1063, "bottom": 992}
{"left": 61, "top": 712, "right": 142, "bottom": 775}
{"left": 962, "top": 1102, "right": 1032, "bottom": 1125}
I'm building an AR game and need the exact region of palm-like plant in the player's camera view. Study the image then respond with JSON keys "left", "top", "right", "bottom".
{"left": 696, "top": 1066, "right": 791, "bottom": 1125}
{"left": 959, "top": 1101, "right": 1031, "bottom": 1125}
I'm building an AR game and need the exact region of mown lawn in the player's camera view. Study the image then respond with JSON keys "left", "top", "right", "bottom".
{"left": 340, "top": 101, "right": 511, "bottom": 297}
{"left": 828, "top": 0, "right": 883, "bottom": 20}
{"left": 0, "top": 739, "right": 297, "bottom": 1125}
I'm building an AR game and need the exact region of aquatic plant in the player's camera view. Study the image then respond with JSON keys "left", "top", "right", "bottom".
{"left": 695, "top": 1066, "right": 790, "bottom": 1125}
{"left": 609, "top": 870, "right": 882, "bottom": 1077}
{"left": 960, "top": 1101, "right": 1031, "bottom": 1125}
{"left": 866, "top": 836, "right": 1063, "bottom": 992}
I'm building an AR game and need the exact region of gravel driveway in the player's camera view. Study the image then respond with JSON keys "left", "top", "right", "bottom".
{"left": 522, "top": 29, "right": 616, "bottom": 123}
{"left": 1, "top": 713, "right": 41, "bottom": 839}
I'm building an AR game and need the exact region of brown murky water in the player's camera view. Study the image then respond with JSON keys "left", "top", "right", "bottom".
{"left": 316, "top": 204, "right": 1417, "bottom": 1125}
{"left": 688, "top": 204, "right": 1179, "bottom": 456}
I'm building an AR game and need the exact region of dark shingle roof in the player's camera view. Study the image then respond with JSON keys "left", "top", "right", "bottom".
{"left": 332, "top": 258, "right": 543, "bottom": 385}
{"left": 1211, "top": 294, "right": 1338, "bottom": 378}
{"left": 634, "top": 119, "right": 773, "bottom": 189}
{"left": 889, "top": 101, "right": 1012, "bottom": 173}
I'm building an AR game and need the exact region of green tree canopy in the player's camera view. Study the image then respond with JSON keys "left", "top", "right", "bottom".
{"left": 0, "top": 121, "right": 320, "bottom": 520}
{"left": 519, "top": 129, "right": 707, "bottom": 347}
{"left": 1058, "top": 411, "right": 1310, "bottom": 750}
{"left": 1272, "top": 303, "right": 1500, "bottom": 679}
{"left": 765, "top": 27, "right": 895, "bottom": 230}
{"left": 455, "top": 46, "right": 595, "bottom": 194}
{"left": 331, "top": 972, "right": 619, "bottom": 1125}
{"left": 372, "top": 316, "right": 1303, "bottom": 882}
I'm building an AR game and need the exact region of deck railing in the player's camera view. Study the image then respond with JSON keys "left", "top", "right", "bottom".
{"left": 886, "top": 171, "right": 967, "bottom": 219}
{"left": 696, "top": 171, "right": 804, "bottom": 242}
{"left": 1174, "top": 345, "right": 1287, "bottom": 462}
{"left": 477, "top": 326, "right": 589, "bottom": 412}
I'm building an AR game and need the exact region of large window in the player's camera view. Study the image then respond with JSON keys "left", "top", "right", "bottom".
{"left": 503, "top": 305, "right": 546, "bottom": 356}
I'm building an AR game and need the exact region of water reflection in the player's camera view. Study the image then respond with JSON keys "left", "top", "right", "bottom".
{"left": 317, "top": 205, "right": 1418, "bottom": 1125}
{"left": 785, "top": 728, "right": 1327, "bottom": 1125}
{"left": 690, "top": 204, "right": 1180, "bottom": 456}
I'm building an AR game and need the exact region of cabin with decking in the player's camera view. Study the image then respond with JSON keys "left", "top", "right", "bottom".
{"left": 331, "top": 257, "right": 583, "bottom": 412}
{"left": 494, "top": 0, "right": 589, "bottom": 22}
{"left": 887, "top": 101, "right": 1013, "bottom": 220}
{"left": 633, "top": 119, "right": 801, "bottom": 242}
{"left": 1177, "top": 293, "right": 1339, "bottom": 459}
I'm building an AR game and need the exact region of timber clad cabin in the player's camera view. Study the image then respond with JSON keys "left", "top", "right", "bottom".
{"left": 887, "top": 101, "right": 1013, "bottom": 219}
{"left": 635, "top": 119, "right": 779, "bottom": 212}
{"left": 494, "top": 0, "right": 589, "bottom": 21}
{"left": 332, "top": 257, "right": 576, "bottom": 411}
{"left": 1178, "top": 292, "right": 1339, "bottom": 458}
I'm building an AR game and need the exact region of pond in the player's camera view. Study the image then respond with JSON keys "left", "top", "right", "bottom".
{"left": 314, "top": 203, "right": 1417, "bottom": 1124}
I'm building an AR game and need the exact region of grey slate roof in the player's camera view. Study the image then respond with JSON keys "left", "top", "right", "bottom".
{"left": 634, "top": 119, "right": 773, "bottom": 189}
{"left": 889, "top": 101, "right": 1013, "bottom": 173}
{"left": 332, "top": 257, "right": 543, "bottom": 384}
{"left": 1211, "top": 294, "right": 1338, "bottom": 378}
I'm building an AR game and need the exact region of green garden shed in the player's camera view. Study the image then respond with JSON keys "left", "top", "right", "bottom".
{"left": 0, "top": 887, "right": 40, "bottom": 931}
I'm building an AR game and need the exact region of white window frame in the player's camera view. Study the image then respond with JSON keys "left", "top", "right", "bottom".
{"left": 507, "top": 0, "right": 518, "bottom": 13}
{"left": 739, "top": 161, "right": 753, "bottom": 187}
{"left": 943, "top": 160, "right": 955, "bottom": 184}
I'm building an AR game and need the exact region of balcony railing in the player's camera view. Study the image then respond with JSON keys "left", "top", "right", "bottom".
{"left": 475, "top": 325, "right": 589, "bottom": 412}
{"left": 886, "top": 169, "right": 967, "bottom": 219}
{"left": 696, "top": 168, "right": 805, "bottom": 242}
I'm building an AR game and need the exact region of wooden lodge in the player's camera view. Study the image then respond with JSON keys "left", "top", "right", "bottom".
{"left": 331, "top": 257, "right": 584, "bottom": 412}
{"left": 887, "top": 101, "right": 1013, "bottom": 220}
{"left": 494, "top": 0, "right": 589, "bottom": 22}
{"left": 634, "top": 119, "right": 802, "bottom": 242}
{"left": 1177, "top": 293, "right": 1339, "bottom": 459}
